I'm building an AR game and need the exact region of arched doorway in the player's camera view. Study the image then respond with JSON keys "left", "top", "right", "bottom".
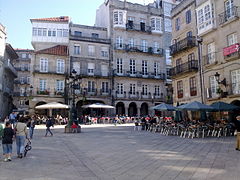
{"left": 116, "top": 102, "right": 125, "bottom": 116}
{"left": 140, "top": 103, "right": 148, "bottom": 116}
{"left": 35, "top": 101, "right": 47, "bottom": 115}
{"left": 128, "top": 102, "right": 137, "bottom": 117}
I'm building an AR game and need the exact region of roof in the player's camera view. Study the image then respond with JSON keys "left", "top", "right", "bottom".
{"left": 36, "top": 45, "right": 68, "bottom": 56}
{"left": 6, "top": 43, "right": 19, "bottom": 59}
{"left": 30, "top": 16, "right": 69, "bottom": 23}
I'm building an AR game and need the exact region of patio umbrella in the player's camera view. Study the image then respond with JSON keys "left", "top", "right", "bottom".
{"left": 210, "top": 101, "right": 239, "bottom": 111}
{"left": 177, "top": 101, "right": 214, "bottom": 111}
{"left": 81, "top": 103, "right": 115, "bottom": 109}
{"left": 150, "top": 103, "right": 175, "bottom": 111}
{"left": 35, "top": 102, "right": 70, "bottom": 109}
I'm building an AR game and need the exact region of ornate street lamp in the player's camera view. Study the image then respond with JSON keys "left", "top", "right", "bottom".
{"left": 214, "top": 72, "right": 227, "bottom": 86}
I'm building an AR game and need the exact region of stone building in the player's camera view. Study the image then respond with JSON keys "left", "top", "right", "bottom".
{"left": 0, "top": 24, "right": 18, "bottom": 119}
{"left": 13, "top": 49, "right": 33, "bottom": 112}
{"left": 69, "top": 23, "right": 112, "bottom": 116}
{"left": 195, "top": 0, "right": 240, "bottom": 107}
{"left": 29, "top": 16, "right": 70, "bottom": 115}
{"left": 170, "top": 0, "right": 202, "bottom": 106}
{"left": 95, "top": 0, "right": 170, "bottom": 116}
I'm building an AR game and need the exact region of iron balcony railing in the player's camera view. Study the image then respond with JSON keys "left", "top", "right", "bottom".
{"left": 15, "top": 66, "right": 30, "bottom": 71}
{"left": 69, "top": 34, "right": 110, "bottom": 44}
{"left": 114, "top": 43, "right": 164, "bottom": 56}
{"left": 126, "top": 22, "right": 151, "bottom": 33}
{"left": 33, "top": 65, "right": 69, "bottom": 75}
{"left": 76, "top": 71, "right": 111, "bottom": 78}
{"left": 115, "top": 91, "right": 165, "bottom": 101}
{"left": 113, "top": 70, "right": 166, "bottom": 80}
{"left": 170, "top": 36, "right": 197, "bottom": 55}
{"left": 219, "top": 6, "right": 239, "bottom": 25}
{"left": 170, "top": 60, "right": 198, "bottom": 76}
{"left": 203, "top": 52, "right": 217, "bottom": 65}
{"left": 14, "top": 79, "right": 30, "bottom": 85}
{"left": 74, "top": 88, "right": 111, "bottom": 97}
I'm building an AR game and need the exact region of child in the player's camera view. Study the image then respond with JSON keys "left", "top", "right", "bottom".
{"left": 71, "top": 122, "right": 78, "bottom": 133}
{"left": 2, "top": 122, "right": 15, "bottom": 162}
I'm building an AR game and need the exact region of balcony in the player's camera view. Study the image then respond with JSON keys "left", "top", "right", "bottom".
{"left": 54, "top": 91, "right": 64, "bottom": 96}
{"left": 223, "top": 43, "right": 240, "bottom": 61}
{"left": 114, "top": 43, "right": 164, "bottom": 56}
{"left": 4, "top": 59, "right": 17, "bottom": 77}
{"left": 126, "top": 22, "right": 151, "bottom": 33}
{"left": 203, "top": 52, "right": 218, "bottom": 66}
{"left": 170, "top": 36, "right": 197, "bottom": 56}
{"left": 77, "top": 71, "right": 110, "bottom": 78}
{"left": 14, "top": 79, "right": 30, "bottom": 85}
{"left": 33, "top": 65, "right": 69, "bottom": 75}
{"left": 36, "top": 88, "right": 50, "bottom": 95}
{"left": 219, "top": 6, "right": 239, "bottom": 25}
{"left": 69, "top": 34, "right": 110, "bottom": 44}
{"left": 74, "top": 88, "right": 111, "bottom": 98}
{"left": 170, "top": 60, "right": 198, "bottom": 77}
{"left": 15, "top": 66, "right": 30, "bottom": 72}
{"left": 114, "top": 70, "right": 166, "bottom": 80}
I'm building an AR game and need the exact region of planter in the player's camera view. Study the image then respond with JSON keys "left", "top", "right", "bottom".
{"left": 64, "top": 126, "right": 81, "bottom": 133}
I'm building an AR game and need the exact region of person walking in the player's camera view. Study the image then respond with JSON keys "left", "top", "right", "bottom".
{"left": 45, "top": 117, "right": 53, "bottom": 137}
{"left": 28, "top": 117, "right": 36, "bottom": 139}
{"left": 234, "top": 116, "right": 240, "bottom": 151}
{"left": 9, "top": 112, "right": 16, "bottom": 126}
{"left": 2, "top": 122, "right": 15, "bottom": 161}
{"left": 15, "top": 118, "right": 28, "bottom": 158}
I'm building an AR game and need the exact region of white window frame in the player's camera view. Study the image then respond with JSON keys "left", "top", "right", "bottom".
{"left": 102, "top": 82, "right": 109, "bottom": 93}
{"left": 155, "top": 85, "right": 160, "bottom": 96}
{"left": 88, "top": 45, "right": 95, "bottom": 56}
{"left": 207, "top": 42, "right": 216, "bottom": 64}
{"left": 39, "top": 79, "right": 47, "bottom": 91}
{"left": 40, "top": 58, "right": 48, "bottom": 72}
{"left": 154, "top": 62, "right": 159, "bottom": 76}
{"left": 56, "top": 80, "right": 64, "bottom": 92}
{"left": 129, "top": 59, "right": 136, "bottom": 75}
{"left": 116, "top": 36, "right": 123, "bottom": 49}
{"left": 74, "top": 44, "right": 81, "bottom": 55}
{"left": 210, "top": 76, "right": 219, "bottom": 98}
{"left": 117, "top": 83, "right": 124, "bottom": 95}
{"left": 151, "top": 17, "right": 162, "bottom": 32}
{"left": 142, "top": 60, "right": 148, "bottom": 76}
{"left": 142, "top": 84, "right": 148, "bottom": 96}
{"left": 56, "top": 59, "right": 65, "bottom": 74}
{"left": 130, "top": 84, "right": 136, "bottom": 95}
{"left": 227, "top": 33, "right": 237, "bottom": 46}
{"left": 87, "top": 81, "right": 95, "bottom": 93}
{"left": 117, "top": 58, "right": 123, "bottom": 74}
{"left": 231, "top": 69, "right": 240, "bottom": 94}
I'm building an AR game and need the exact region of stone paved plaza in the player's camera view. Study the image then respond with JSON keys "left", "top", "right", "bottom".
{"left": 0, "top": 124, "right": 239, "bottom": 180}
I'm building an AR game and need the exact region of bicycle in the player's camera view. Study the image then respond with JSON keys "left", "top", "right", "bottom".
{"left": 24, "top": 138, "right": 32, "bottom": 157}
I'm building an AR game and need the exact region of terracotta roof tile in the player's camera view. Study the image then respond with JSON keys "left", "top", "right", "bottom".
{"left": 30, "top": 16, "right": 69, "bottom": 22}
{"left": 36, "top": 45, "right": 68, "bottom": 56}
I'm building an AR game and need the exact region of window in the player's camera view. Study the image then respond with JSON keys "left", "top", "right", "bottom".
{"left": 154, "top": 62, "right": 159, "bottom": 76}
{"left": 56, "top": 80, "right": 64, "bottom": 92}
{"left": 231, "top": 69, "right": 240, "bottom": 94}
{"left": 188, "top": 53, "right": 195, "bottom": 61}
{"left": 48, "top": 30, "right": 52, "bottom": 36}
{"left": 56, "top": 59, "right": 65, "bottom": 74}
{"left": 40, "top": 58, "right": 48, "bottom": 72}
{"left": 176, "top": 58, "right": 182, "bottom": 73}
{"left": 141, "top": 40, "right": 147, "bottom": 52}
{"left": 154, "top": 42, "right": 160, "bottom": 53}
{"left": 20, "top": 100, "right": 25, "bottom": 106}
{"left": 175, "top": 17, "right": 180, "bottom": 31}
{"left": 63, "top": 29, "right": 68, "bottom": 37}
{"left": 87, "top": 81, "right": 95, "bottom": 92}
{"left": 88, "top": 45, "right": 95, "bottom": 56}
{"left": 21, "top": 53, "right": 26, "bottom": 58}
{"left": 155, "top": 85, "right": 160, "bottom": 96}
{"left": 101, "top": 64, "right": 108, "bottom": 76}
{"left": 116, "top": 36, "right": 123, "bottom": 49}
{"left": 189, "top": 77, "right": 197, "bottom": 96}
{"left": 128, "top": 38, "right": 134, "bottom": 48}
{"left": 72, "top": 62, "right": 80, "bottom": 75}
{"left": 20, "top": 88, "right": 25, "bottom": 96}
{"left": 198, "top": 9, "right": 204, "bottom": 25}
{"left": 37, "top": 28, "right": 42, "bottom": 36}
{"left": 227, "top": 33, "right": 237, "bottom": 46}
{"left": 102, "top": 82, "right": 109, "bottom": 93}
{"left": 113, "top": 10, "right": 124, "bottom": 25}
{"left": 74, "top": 44, "right": 80, "bottom": 55}
{"left": 207, "top": 42, "right": 215, "bottom": 64}
{"left": 101, "top": 47, "right": 108, "bottom": 57}
{"left": 166, "top": 49, "right": 172, "bottom": 65}
{"left": 204, "top": 5, "right": 211, "bottom": 21}
{"left": 88, "top": 63, "right": 95, "bottom": 75}
{"left": 92, "top": 33, "right": 99, "bottom": 38}
{"left": 186, "top": 10, "right": 191, "bottom": 24}
{"left": 177, "top": 81, "right": 183, "bottom": 98}
{"left": 142, "top": 85, "right": 148, "bottom": 95}
{"left": 52, "top": 30, "right": 56, "bottom": 36}
{"left": 129, "top": 59, "right": 136, "bottom": 75}
{"left": 151, "top": 17, "right": 162, "bottom": 31}
{"left": 74, "top": 31, "right": 82, "bottom": 36}
{"left": 32, "top": 28, "right": 37, "bottom": 36}
{"left": 57, "top": 29, "right": 63, "bottom": 37}
{"left": 27, "top": 77, "right": 30, "bottom": 84}
{"left": 225, "top": 0, "right": 234, "bottom": 19}
{"left": 117, "top": 58, "right": 123, "bottom": 74}
{"left": 186, "top": 31, "right": 192, "bottom": 37}
{"left": 42, "top": 28, "right": 47, "bottom": 36}
{"left": 39, "top": 79, "right": 47, "bottom": 91}
{"left": 117, "top": 83, "right": 124, "bottom": 94}
{"left": 210, "top": 76, "right": 219, "bottom": 98}
{"left": 164, "top": 18, "right": 172, "bottom": 32}
{"left": 130, "top": 84, "right": 136, "bottom": 95}
{"left": 20, "top": 77, "right": 25, "bottom": 84}
{"left": 142, "top": 60, "right": 148, "bottom": 75}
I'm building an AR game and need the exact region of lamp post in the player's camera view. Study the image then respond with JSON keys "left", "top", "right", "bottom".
{"left": 214, "top": 72, "right": 227, "bottom": 86}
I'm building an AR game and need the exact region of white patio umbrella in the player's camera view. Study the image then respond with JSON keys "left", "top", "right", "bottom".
{"left": 35, "top": 102, "right": 70, "bottom": 109}
{"left": 81, "top": 103, "right": 115, "bottom": 109}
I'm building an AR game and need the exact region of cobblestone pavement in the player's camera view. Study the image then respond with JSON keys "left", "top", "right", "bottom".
{"left": 0, "top": 124, "right": 239, "bottom": 180}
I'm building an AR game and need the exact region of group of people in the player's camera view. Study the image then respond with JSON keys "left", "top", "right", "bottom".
{"left": 0, "top": 112, "right": 55, "bottom": 162}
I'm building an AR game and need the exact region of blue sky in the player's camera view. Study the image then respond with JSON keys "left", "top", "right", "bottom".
{"left": 0, "top": 0, "right": 153, "bottom": 49}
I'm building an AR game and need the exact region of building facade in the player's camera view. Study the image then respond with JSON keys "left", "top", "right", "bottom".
{"left": 29, "top": 16, "right": 70, "bottom": 115}
{"left": 170, "top": 0, "right": 202, "bottom": 106}
{"left": 69, "top": 23, "right": 112, "bottom": 116}
{"left": 95, "top": 0, "right": 170, "bottom": 116}
{"left": 195, "top": 0, "right": 240, "bottom": 107}
{"left": 13, "top": 49, "right": 33, "bottom": 112}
